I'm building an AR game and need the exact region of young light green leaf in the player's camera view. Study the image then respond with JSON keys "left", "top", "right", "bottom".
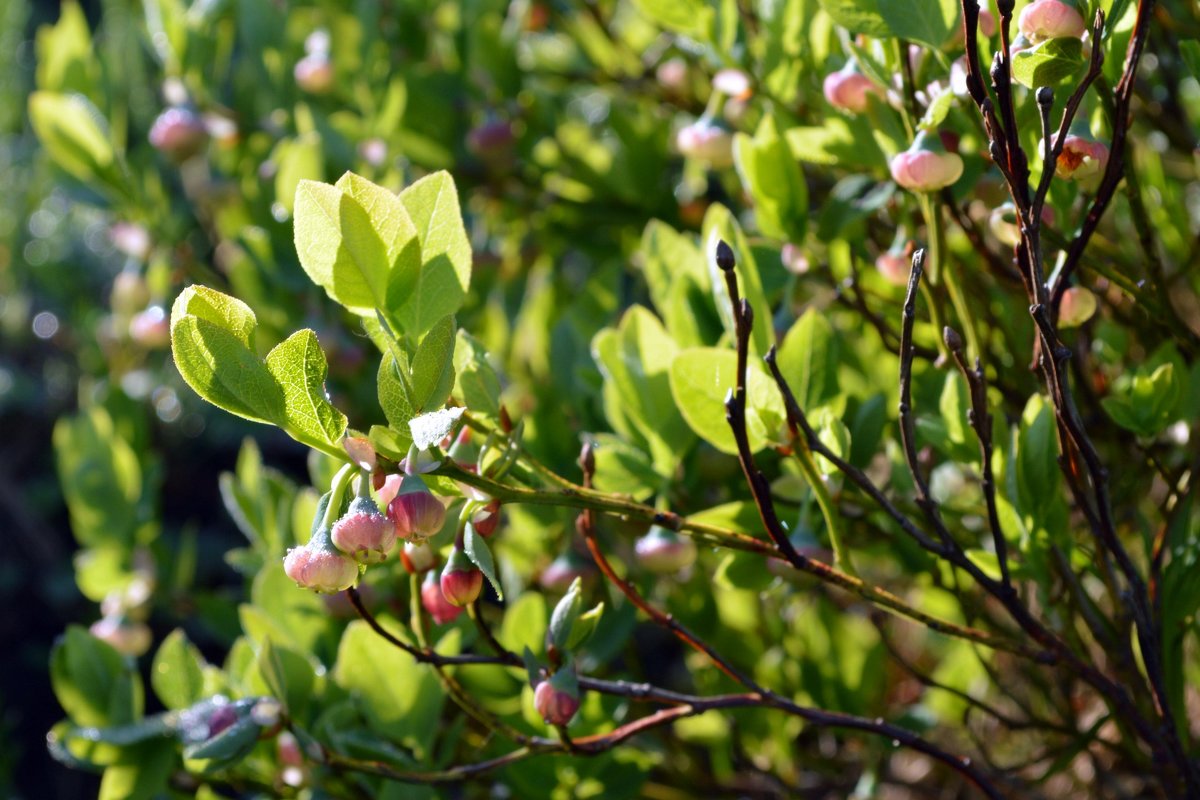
{"left": 463, "top": 524, "right": 503, "bottom": 600}
{"left": 565, "top": 603, "right": 604, "bottom": 650}
{"left": 1011, "top": 38, "right": 1086, "bottom": 89}
{"left": 733, "top": 114, "right": 808, "bottom": 243}
{"left": 500, "top": 593, "right": 548, "bottom": 657}
{"left": 274, "top": 134, "right": 324, "bottom": 216}
{"left": 377, "top": 351, "right": 416, "bottom": 433}
{"left": 818, "top": 0, "right": 890, "bottom": 37}
{"left": 51, "top": 626, "right": 143, "bottom": 728}
{"left": 880, "top": 0, "right": 959, "bottom": 48}
{"left": 410, "top": 315, "right": 457, "bottom": 413}
{"left": 334, "top": 172, "right": 421, "bottom": 273}
{"left": 547, "top": 578, "right": 583, "bottom": 651}
{"left": 294, "top": 179, "right": 392, "bottom": 316}
{"left": 668, "top": 348, "right": 784, "bottom": 454}
{"left": 151, "top": 630, "right": 205, "bottom": 711}
{"left": 28, "top": 92, "right": 120, "bottom": 191}
{"left": 776, "top": 309, "right": 840, "bottom": 414}
{"left": 264, "top": 329, "right": 348, "bottom": 448}
{"left": 391, "top": 171, "right": 472, "bottom": 337}
{"left": 919, "top": 89, "right": 956, "bottom": 131}
{"left": 170, "top": 292, "right": 284, "bottom": 426}
{"left": 453, "top": 330, "right": 502, "bottom": 419}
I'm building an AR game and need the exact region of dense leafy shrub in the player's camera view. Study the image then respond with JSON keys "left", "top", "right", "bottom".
{"left": 15, "top": 0, "right": 1200, "bottom": 797}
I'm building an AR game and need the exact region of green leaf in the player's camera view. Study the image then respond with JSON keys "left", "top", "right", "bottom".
{"left": 410, "top": 315, "right": 457, "bottom": 413}
{"left": 453, "top": 330, "right": 502, "bottom": 419}
{"left": 378, "top": 351, "right": 416, "bottom": 436}
{"left": 775, "top": 309, "right": 841, "bottom": 415}
{"left": 51, "top": 626, "right": 143, "bottom": 728}
{"left": 255, "top": 638, "right": 315, "bottom": 720}
{"left": 880, "top": 0, "right": 959, "bottom": 48}
{"left": 1011, "top": 38, "right": 1086, "bottom": 89}
{"left": 182, "top": 715, "right": 260, "bottom": 765}
{"left": 499, "top": 593, "right": 548, "bottom": 656}
{"left": 590, "top": 433, "right": 659, "bottom": 501}
{"left": 54, "top": 408, "right": 143, "bottom": 550}
{"left": 939, "top": 371, "right": 970, "bottom": 448}
{"left": 151, "top": 630, "right": 205, "bottom": 711}
{"left": 786, "top": 119, "right": 887, "bottom": 170}
{"left": 715, "top": 551, "right": 774, "bottom": 591}
{"left": 464, "top": 524, "right": 504, "bottom": 600}
{"left": 391, "top": 171, "right": 472, "bottom": 337}
{"left": 334, "top": 172, "right": 421, "bottom": 276}
{"left": 274, "top": 134, "right": 324, "bottom": 215}
{"left": 919, "top": 89, "right": 956, "bottom": 131}
{"left": 630, "top": 0, "right": 715, "bottom": 40}
{"left": 98, "top": 741, "right": 175, "bottom": 800}
{"left": 567, "top": 603, "right": 605, "bottom": 650}
{"left": 294, "top": 179, "right": 395, "bottom": 316}
{"left": 170, "top": 287, "right": 285, "bottom": 426}
{"left": 1100, "top": 362, "right": 1181, "bottom": 438}
{"left": 265, "top": 329, "right": 348, "bottom": 448}
{"left": 818, "top": 0, "right": 890, "bottom": 37}
{"left": 28, "top": 92, "right": 120, "bottom": 192}
{"left": 1016, "top": 395, "right": 1059, "bottom": 517}
{"left": 547, "top": 579, "right": 583, "bottom": 650}
{"left": 734, "top": 114, "right": 808, "bottom": 242}
{"left": 334, "top": 621, "right": 450, "bottom": 756}
{"left": 668, "top": 348, "right": 785, "bottom": 454}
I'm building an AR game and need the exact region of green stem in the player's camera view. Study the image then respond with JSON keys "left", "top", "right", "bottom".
{"left": 793, "top": 438, "right": 856, "bottom": 577}
{"left": 321, "top": 463, "right": 356, "bottom": 529}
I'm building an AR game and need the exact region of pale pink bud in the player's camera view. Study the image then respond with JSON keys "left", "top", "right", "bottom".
{"left": 440, "top": 549, "right": 484, "bottom": 607}
{"left": 979, "top": 9, "right": 997, "bottom": 37}
{"left": 110, "top": 223, "right": 151, "bottom": 261}
{"left": 534, "top": 674, "right": 581, "bottom": 726}
{"left": 343, "top": 437, "right": 376, "bottom": 471}
{"left": 376, "top": 473, "right": 404, "bottom": 506}
{"left": 988, "top": 202, "right": 1055, "bottom": 248}
{"left": 1053, "top": 133, "right": 1109, "bottom": 182}
{"left": 283, "top": 540, "right": 358, "bottom": 594}
{"left": 149, "top": 107, "right": 207, "bottom": 161}
{"left": 634, "top": 526, "right": 697, "bottom": 573}
{"left": 781, "top": 242, "right": 810, "bottom": 275}
{"left": 712, "top": 68, "right": 752, "bottom": 100}
{"left": 206, "top": 703, "right": 240, "bottom": 738}
{"left": 400, "top": 541, "right": 437, "bottom": 574}
{"left": 359, "top": 138, "right": 388, "bottom": 167}
{"left": 331, "top": 498, "right": 396, "bottom": 564}
{"left": 129, "top": 306, "right": 170, "bottom": 348}
{"left": 203, "top": 113, "right": 239, "bottom": 148}
{"left": 823, "top": 68, "right": 878, "bottom": 114}
{"left": 539, "top": 552, "right": 591, "bottom": 593}
{"left": 294, "top": 53, "right": 335, "bottom": 94}
{"left": 890, "top": 131, "right": 964, "bottom": 192}
{"left": 876, "top": 248, "right": 912, "bottom": 287}
{"left": 89, "top": 614, "right": 152, "bottom": 657}
{"left": 656, "top": 58, "right": 688, "bottom": 92}
{"left": 470, "top": 499, "right": 502, "bottom": 537}
{"left": 421, "top": 571, "right": 464, "bottom": 624}
{"left": 1058, "top": 286, "right": 1098, "bottom": 328}
{"left": 1018, "top": 0, "right": 1086, "bottom": 43}
{"left": 676, "top": 118, "right": 734, "bottom": 168}
{"left": 386, "top": 477, "right": 446, "bottom": 541}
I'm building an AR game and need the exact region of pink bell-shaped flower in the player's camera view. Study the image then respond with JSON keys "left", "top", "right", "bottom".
{"left": 890, "top": 129, "right": 964, "bottom": 192}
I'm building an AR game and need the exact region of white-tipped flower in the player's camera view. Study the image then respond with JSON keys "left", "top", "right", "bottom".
{"left": 890, "top": 130, "right": 964, "bottom": 192}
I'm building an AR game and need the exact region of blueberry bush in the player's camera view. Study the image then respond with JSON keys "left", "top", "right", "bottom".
{"left": 10, "top": 0, "right": 1200, "bottom": 797}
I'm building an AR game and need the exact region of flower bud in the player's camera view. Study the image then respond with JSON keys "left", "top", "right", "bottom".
{"left": 1018, "top": 0, "right": 1086, "bottom": 43}
{"left": 534, "top": 668, "right": 581, "bottom": 726}
{"left": 1058, "top": 286, "right": 1098, "bottom": 328}
{"left": 780, "top": 242, "right": 809, "bottom": 275}
{"left": 988, "top": 202, "right": 1055, "bottom": 248}
{"left": 712, "top": 68, "right": 752, "bottom": 100}
{"left": 466, "top": 119, "right": 516, "bottom": 163}
{"left": 823, "top": 65, "right": 878, "bottom": 114}
{"left": 876, "top": 245, "right": 913, "bottom": 287}
{"left": 634, "top": 526, "right": 697, "bottom": 573}
{"left": 89, "top": 614, "right": 152, "bottom": 657}
{"left": 331, "top": 496, "right": 396, "bottom": 564}
{"left": 656, "top": 57, "right": 688, "bottom": 92}
{"left": 129, "top": 306, "right": 170, "bottom": 348}
{"left": 470, "top": 499, "right": 502, "bottom": 537}
{"left": 890, "top": 130, "right": 964, "bottom": 192}
{"left": 111, "top": 272, "right": 150, "bottom": 314}
{"left": 676, "top": 117, "right": 734, "bottom": 168}
{"left": 149, "top": 106, "right": 208, "bottom": 162}
{"left": 539, "top": 551, "right": 591, "bottom": 593}
{"left": 110, "top": 224, "right": 151, "bottom": 262}
{"left": 294, "top": 53, "right": 335, "bottom": 95}
{"left": 206, "top": 702, "right": 240, "bottom": 738}
{"left": 387, "top": 476, "right": 446, "bottom": 541}
{"left": 400, "top": 540, "right": 437, "bottom": 573}
{"left": 1050, "top": 132, "right": 1109, "bottom": 183}
{"left": 421, "top": 570, "right": 464, "bottom": 624}
{"left": 440, "top": 548, "right": 483, "bottom": 607}
{"left": 284, "top": 527, "right": 359, "bottom": 594}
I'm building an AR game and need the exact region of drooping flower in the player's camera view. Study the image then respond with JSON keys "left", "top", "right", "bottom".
{"left": 1019, "top": 0, "right": 1087, "bottom": 43}
{"left": 440, "top": 547, "right": 484, "bottom": 607}
{"left": 823, "top": 63, "right": 878, "bottom": 114}
{"left": 284, "top": 526, "right": 359, "bottom": 594}
{"left": 534, "top": 667, "right": 581, "bottom": 726}
{"left": 676, "top": 117, "right": 735, "bottom": 168}
{"left": 890, "top": 130, "right": 964, "bottom": 192}
{"left": 1059, "top": 286, "right": 1098, "bottom": 328}
{"left": 331, "top": 495, "right": 395, "bottom": 564}
{"left": 387, "top": 476, "right": 446, "bottom": 541}
{"left": 634, "top": 526, "right": 697, "bottom": 573}
{"left": 421, "top": 570, "right": 464, "bottom": 624}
